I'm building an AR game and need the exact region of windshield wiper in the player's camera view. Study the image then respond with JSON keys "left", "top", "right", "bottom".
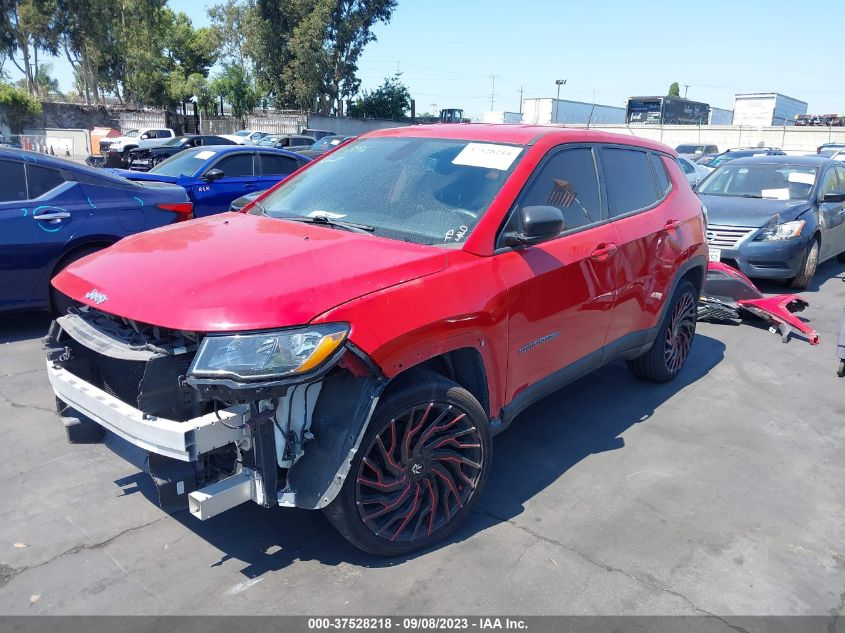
{"left": 739, "top": 194, "right": 764, "bottom": 198}
{"left": 278, "top": 214, "right": 375, "bottom": 235}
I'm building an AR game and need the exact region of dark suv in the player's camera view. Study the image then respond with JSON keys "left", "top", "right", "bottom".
{"left": 46, "top": 125, "right": 706, "bottom": 555}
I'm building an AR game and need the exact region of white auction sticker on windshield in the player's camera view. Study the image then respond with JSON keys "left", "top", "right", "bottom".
{"left": 788, "top": 172, "right": 815, "bottom": 185}
{"left": 307, "top": 210, "right": 346, "bottom": 219}
{"left": 194, "top": 150, "right": 216, "bottom": 160}
{"left": 762, "top": 188, "right": 790, "bottom": 200}
{"left": 452, "top": 143, "right": 522, "bottom": 171}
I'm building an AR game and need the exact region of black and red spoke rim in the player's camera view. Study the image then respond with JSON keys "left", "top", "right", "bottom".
{"left": 355, "top": 402, "right": 484, "bottom": 543}
{"left": 664, "top": 292, "right": 696, "bottom": 373}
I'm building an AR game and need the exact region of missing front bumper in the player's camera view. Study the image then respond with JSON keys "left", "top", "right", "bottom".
{"left": 47, "top": 361, "right": 250, "bottom": 461}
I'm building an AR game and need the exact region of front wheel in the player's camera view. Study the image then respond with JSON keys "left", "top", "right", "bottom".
{"left": 323, "top": 372, "right": 491, "bottom": 556}
{"left": 628, "top": 279, "right": 697, "bottom": 382}
{"left": 789, "top": 238, "right": 819, "bottom": 290}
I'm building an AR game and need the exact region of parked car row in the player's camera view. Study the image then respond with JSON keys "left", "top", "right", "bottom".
{"left": 1, "top": 144, "right": 311, "bottom": 312}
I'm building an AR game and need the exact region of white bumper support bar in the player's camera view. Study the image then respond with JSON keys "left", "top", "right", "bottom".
{"left": 47, "top": 361, "right": 249, "bottom": 462}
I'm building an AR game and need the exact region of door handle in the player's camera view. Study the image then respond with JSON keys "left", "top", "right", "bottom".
{"left": 32, "top": 211, "right": 70, "bottom": 221}
{"left": 590, "top": 243, "right": 618, "bottom": 261}
{"left": 663, "top": 219, "right": 681, "bottom": 231}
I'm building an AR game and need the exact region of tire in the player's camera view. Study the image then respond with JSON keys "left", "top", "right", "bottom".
{"left": 628, "top": 279, "right": 697, "bottom": 383}
{"left": 50, "top": 246, "right": 104, "bottom": 315}
{"left": 789, "top": 238, "right": 819, "bottom": 290}
{"left": 837, "top": 360, "right": 845, "bottom": 378}
{"left": 323, "top": 371, "right": 492, "bottom": 556}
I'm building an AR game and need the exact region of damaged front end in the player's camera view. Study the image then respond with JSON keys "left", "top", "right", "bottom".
{"left": 698, "top": 261, "right": 820, "bottom": 345}
{"left": 45, "top": 308, "right": 386, "bottom": 519}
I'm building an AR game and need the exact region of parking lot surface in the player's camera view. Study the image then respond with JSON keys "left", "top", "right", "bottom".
{"left": 1, "top": 262, "right": 843, "bottom": 617}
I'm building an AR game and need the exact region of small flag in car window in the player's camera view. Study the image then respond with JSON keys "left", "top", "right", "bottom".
{"left": 548, "top": 179, "right": 577, "bottom": 208}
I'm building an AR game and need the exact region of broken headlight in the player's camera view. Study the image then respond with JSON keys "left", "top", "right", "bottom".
{"left": 757, "top": 217, "right": 804, "bottom": 241}
{"left": 189, "top": 324, "right": 348, "bottom": 381}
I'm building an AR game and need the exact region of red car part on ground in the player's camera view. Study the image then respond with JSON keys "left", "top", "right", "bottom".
{"left": 699, "top": 261, "right": 819, "bottom": 345}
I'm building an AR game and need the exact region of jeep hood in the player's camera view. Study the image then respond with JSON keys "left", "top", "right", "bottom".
{"left": 52, "top": 213, "right": 448, "bottom": 332}
{"left": 700, "top": 194, "right": 812, "bottom": 227}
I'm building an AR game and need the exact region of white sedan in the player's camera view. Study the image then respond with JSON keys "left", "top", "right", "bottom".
{"left": 678, "top": 154, "right": 713, "bottom": 187}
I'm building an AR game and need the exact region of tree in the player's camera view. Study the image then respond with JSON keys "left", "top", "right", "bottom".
{"left": 668, "top": 82, "right": 680, "bottom": 98}
{"left": 0, "top": 0, "right": 62, "bottom": 95}
{"left": 17, "top": 60, "right": 59, "bottom": 97}
{"left": 321, "top": 0, "right": 396, "bottom": 114}
{"left": 210, "top": 62, "right": 258, "bottom": 125}
{"left": 208, "top": 0, "right": 258, "bottom": 73}
{"left": 346, "top": 73, "right": 409, "bottom": 120}
{"left": 0, "top": 81, "right": 42, "bottom": 132}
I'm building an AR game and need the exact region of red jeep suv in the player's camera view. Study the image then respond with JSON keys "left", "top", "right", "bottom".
{"left": 46, "top": 125, "right": 707, "bottom": 555}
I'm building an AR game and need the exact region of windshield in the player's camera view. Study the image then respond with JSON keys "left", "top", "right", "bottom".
{"left": 124, "top": 129, "right": 139, "bottom": 138}
{"left": 235, "top": 130, "right": 251, "bottom": 137}
{"left": 160, "top": 137, "right": 189, "bottom": 147}
{"left": 253, "top": 137, "right": 524, "bottom": 246}
{"left": 311, "top": 136, "right": 345, "bottom": 150}
{"left": 708, "top": 152, "right": 751, "bottom": 168}
{"left": 149, "top": 147, "right": 218, "bottom": 177}
{"left": 698, "top": 163, "right": 817, "bottom": 200}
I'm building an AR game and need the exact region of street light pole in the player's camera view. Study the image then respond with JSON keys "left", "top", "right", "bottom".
{"left": 554, "top": 79, "right": 567, "bottom": 124}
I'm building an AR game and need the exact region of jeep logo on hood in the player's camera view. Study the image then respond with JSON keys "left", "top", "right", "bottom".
{"left": 84, "top": 289, "right": 108, "bottom": 305}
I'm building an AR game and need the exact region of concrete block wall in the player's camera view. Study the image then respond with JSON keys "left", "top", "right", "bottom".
{"left": 583, "top": 124, "right": 845, "bottom": 153}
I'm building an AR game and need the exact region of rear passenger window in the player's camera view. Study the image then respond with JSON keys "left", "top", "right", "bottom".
{"left": 213, "top": 154, "right": 254, "bottom": 177}
{"left": 602, "top": 148, "right": 659, "bottom": 216}
{"left": 26, "top": 165, "right": 65, "bottom": 198}
{"left": 259, "top": 154, "right": 299, "bottom": 176}
{"left": 0, "top": 160, "right": 27, "bottom": 201}
{"left": 516, "top": 147, "right": 602, "bottom": 233}
{"left": 650, "top": 154, "right": 671, "bottom": 195}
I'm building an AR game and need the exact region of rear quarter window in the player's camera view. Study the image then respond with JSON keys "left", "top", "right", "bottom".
{"left": 650, "top": 154, "right": 672, "bottom": 194}
{"left": 0, "top": 159, "right": 27, "bottom": 201}
{"left": 26, "top": 164, "right": 65, "bottom": 198}
{"left": 602, "top": 148, "right": 659, "bottom": 217}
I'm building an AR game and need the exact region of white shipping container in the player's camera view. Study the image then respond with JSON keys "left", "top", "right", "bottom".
{"left": 522, "top": 98, "right": 625, "bottom": 125}
{"left": 733, "top": 93, "right": 808, "bottom": 126}
{"left": 480, "top": 111, "right": 524, "bottom": 124}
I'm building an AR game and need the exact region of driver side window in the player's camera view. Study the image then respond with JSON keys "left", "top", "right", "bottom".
{"left": 212, "top": 153, "right": 254, "bottom": 177}
{"left": 501, "top": 146, "right": 602, "bottom": 243}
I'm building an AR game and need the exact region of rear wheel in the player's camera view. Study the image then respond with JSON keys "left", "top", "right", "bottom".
{"left": 50, "top": 246, "right": 104, "bottom": 315}
{"left": 323, "top": 372, "right": 491, "bottom": 556}
{"left": 789, "top": 238, "right": 819, "bottom": 290}
{"left": 628, "top": 280, "right": 697, "bottom": 383}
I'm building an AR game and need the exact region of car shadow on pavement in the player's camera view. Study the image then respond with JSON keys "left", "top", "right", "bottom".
{"left": 755, "top": 258, "right": 845, "bottom": 295}
{"left": 0, "top": 311, "right": 52, "bottom": 344}
{"left": 128, "top": 332, "right": 724, "bottom": 576}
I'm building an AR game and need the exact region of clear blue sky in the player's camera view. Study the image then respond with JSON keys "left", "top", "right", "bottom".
{"left": 9, "top": 0, "right": 843, "bottom": 119}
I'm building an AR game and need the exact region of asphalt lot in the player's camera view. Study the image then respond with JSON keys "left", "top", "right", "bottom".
{"left": 0, "top": 261, "right": 843, "bottom": 617}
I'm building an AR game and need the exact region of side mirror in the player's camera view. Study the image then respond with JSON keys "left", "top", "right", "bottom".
{"left": 822, "top": 192, "right": 845, "bottom": 203}
{"left": 504, "top": 205, "right": 564, "bottom": 247}
{"left": 203, "top": 168, "right": 224, "bottom": 182}
{"left": 140, "top": 133, "right": 150, "bottom": 140}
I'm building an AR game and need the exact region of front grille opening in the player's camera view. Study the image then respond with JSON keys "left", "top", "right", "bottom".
{"left": 99, "top": 355, "right": 146, "bottom": 406}
{"left": 58, "top": 317, "right": 204, "bottom": 422}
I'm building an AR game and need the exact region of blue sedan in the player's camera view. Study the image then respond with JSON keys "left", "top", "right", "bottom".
{"left": 109, "top": 145, "right": 310, "bottom": 217}
{"left": 0, "top": 149, "right": 193, "bottom": 314}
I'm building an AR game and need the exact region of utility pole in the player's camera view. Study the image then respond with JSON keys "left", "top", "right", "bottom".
{"left": 683, "top": 84, "right": 690, "bottom": 99}
{"left": 519, "top": 86, "right": 524, "bottom": 114}
{"left": 489, "top": 75, "right": 497, "bottom": 111}
{"left": 554, "top": 79, "right": 567, "bottom": 124}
